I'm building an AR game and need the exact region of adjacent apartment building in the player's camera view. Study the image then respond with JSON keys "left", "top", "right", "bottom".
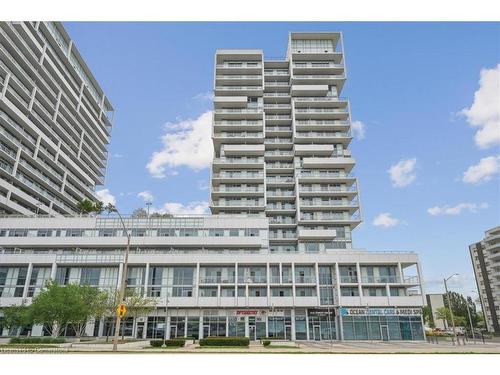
{"left": 0, "top": 30, "right": 426, "bottom": 341}
{"left": 0, "top": 22, "right": 113, "bottom": 216}
{"left": 469, "top": 226, "right": 500, "bottom": 333}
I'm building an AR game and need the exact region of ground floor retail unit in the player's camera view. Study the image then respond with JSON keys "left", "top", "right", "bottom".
{"left": 4, "top": 307, "right": 425, "bottom": 341}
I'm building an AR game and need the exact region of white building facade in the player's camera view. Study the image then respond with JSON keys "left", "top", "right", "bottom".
{"left": 0, "top": 22, "right": 113, "bottom": 216}
{"left": 470, "top": 226, "right": 500, "bottom": 333}
{"left": 0, "top": 216, "right": 425, "bottom": 341}
{"left": 0, "top": 31, "right": 426, "bottom": 341}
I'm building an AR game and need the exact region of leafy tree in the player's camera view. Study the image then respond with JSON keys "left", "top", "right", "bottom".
{"left": 435, "top": 307, "right": 451, "bottom": 327}
{"left": 131, "top": 208, "right": 148, "bottom": 218}
{"left": 30, "top": 281, "right": 108, "bottom": 338}
{"left": 443, "top": 291, "right": 479, "bottom": 327}
{"left": 422, "top": 305, "right": 434, "bottom": 328}
{"left": 2, "top": 304, "right": 33, "bottom": 336}
{"left": 77, "top": 199, "right": 105, "bottom": 215}
{"left": 77, "top": 199, "right": 96, "bottom": 214}
{"left": 65, "top": 284, "right": 109, "bottom": 339}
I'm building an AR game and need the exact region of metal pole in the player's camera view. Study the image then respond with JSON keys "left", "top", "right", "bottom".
{"left": 112, "top": 210, "right": 131, "bottom": 352}
{"left": 443, "top": 277, "right": 458, "bottom": 345}
{"left": 466, "top": 299, "right": 475, "bottom": 343}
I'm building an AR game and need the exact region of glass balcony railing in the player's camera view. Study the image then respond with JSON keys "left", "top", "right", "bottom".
{"left": 340, "top": 276, "right": 358, "bottom": 283}
{"left": 361, "top": 276, "right": 401, "bottom": 283}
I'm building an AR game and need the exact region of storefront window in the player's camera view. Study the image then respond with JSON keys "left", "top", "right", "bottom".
{"left": 187, "top": 317, "right": 200, "bottom": 339}
{"left": 295, "top": 316, "right": 307, "bottom": 340}
{"left": 342, "top": 315, "right": 423, "bottom": 340}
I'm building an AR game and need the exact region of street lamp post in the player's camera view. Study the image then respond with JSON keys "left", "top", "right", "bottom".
{"left": 110, "top": 205, "right": 131, "bottom": 352}
{"left": 444, "top": 274, "right": 459, "bottom": 345}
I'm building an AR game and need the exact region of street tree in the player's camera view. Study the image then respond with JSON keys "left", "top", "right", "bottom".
{"left": 1, "top": 304, "right": 33, "bottom": 336}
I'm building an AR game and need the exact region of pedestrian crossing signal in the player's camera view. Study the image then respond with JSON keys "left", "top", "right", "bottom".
{"left": 117, "top": 303, "right": 127, "bottom": 317}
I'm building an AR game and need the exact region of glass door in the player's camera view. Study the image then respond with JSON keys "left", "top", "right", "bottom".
{"left": 170, "top": 325, "right": 177, "bottom": 339}
{"left": 203, "top": 325, "right": 210, "bottom": 338}
{"left": 249, "top": 325, "right": 256, "bottom": 341}
{"left": 313, "top": 325, "right": 321, "bottom": 341}
{"left": 381, "top": 325, "right": 389, "bottom": 341}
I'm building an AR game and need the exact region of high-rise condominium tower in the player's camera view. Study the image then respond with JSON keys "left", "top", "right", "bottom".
{"left": 470, "top": 226, "right": 500, "bottom": 333}
{"left": 0, "top": 22, "right": 113, "bottom": 216}
{"left": 211, "top": 32, "right": 360, "bottom": 253}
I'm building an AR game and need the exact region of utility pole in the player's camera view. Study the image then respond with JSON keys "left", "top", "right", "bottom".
{"left": 465, "top": 295, "right": 476, "bottom": 343}
{"left": 444, "top": 274, "right": 459, "bottom": 345}
{"left": 109, "top": 205, "right": 131, "bottom": 352}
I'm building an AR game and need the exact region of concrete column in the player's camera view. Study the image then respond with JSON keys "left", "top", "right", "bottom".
{"left": 33, "top": 136, "right": 41, "bottom": 159}
{"left": 305, "top": 313, "right": 310, "bottom": 340}
{"left": 338, "top": 312, "right": 344, "bottom": 341}
{"left": 244, "top": 316, "right": 249, "bottom": 338}
{"left": 291, "top": 308, "right": 296, "bottom": 340}
{"left": 198, "top": 316, "right": 203, "bottom": 339}
{"left": 279, "top": 262, "right": 282, "bottom": 285}
{"left": 143, "top": 263, "right": 150, "bottom": 297}
{"left": 291, "top": 262, "right": 296, "bottom": 305}
{"left": 196, "top": 263, "right": 200, "bottom": 301}
{"left": 117, "top": 262, "right": 124, "bottom": 296}
{"left": 49, "top": 262, "right": 57, "bottom": 281}
{"left": 22, "top": 262, "right": 33, "bottom": 299}
{"left": 0, "top": 72, "right": 10, "bottom": 98}
{"left": 266, "top": 262, "right": 270, "bottom": 306}
{"left": 335, "top": 263, "right": 341, "bottom": 306}
{"left": 166, "top": 315, "right": 170, "bottom": 339}
{"left": 315, "top": 262, "right": 321, "bottom": 306}
{"left": 416, "top": 261, "right": 426, "bottom": 305}
{"left": 397, "top": 262, "right": 404, "bottom": 283}
{"left": 356, "top": 262, "right": 363, "bottom": 301}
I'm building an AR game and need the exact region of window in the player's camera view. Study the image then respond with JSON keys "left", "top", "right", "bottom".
{"left": 66, "top": 229, "right": 83, "bottom": 237}
{"left": 229, "top": 229, "right": 239, "bottom": 237}
{"left": 305, "top": 242, "right": 320, "bottom": 253}
{"left": 37, "top": 229, "right": 52, "bottom": 237}
{"left": 209, "top": 229, "right": 224, "bottom": 237}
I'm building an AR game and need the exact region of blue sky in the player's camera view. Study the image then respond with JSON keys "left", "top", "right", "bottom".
{"left": 64, "top": 22, "right": 500, "bottom": 298}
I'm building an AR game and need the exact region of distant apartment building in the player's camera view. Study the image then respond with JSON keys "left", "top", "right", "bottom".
{"left": 425, "top": 294, "right": 446, "bottom": 330}
{"left": 469, "top": 226, "right": 500, "bottom": 333}
{"left": 0, "top": 22, "right": 113, "bottom": 216}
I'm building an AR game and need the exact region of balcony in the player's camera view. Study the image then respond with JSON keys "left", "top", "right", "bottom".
{"left": 291, "top": 84, "right": 329, "bottom": 96}
{"left": 294, "top": 131, "right": 352, "bottom": 146}
{"left": 269, "top": 232, "right": 297, "bottom": 239}
{"left": 292, "top": 74, "right": 346, "bottom": 87}
{"left": 292, "top": 62, "right": 344, "bottom": 74}
{"left": 213, "top": 120, "right": 262, "bottom": 131}
{"left": 199, "top": 276, "right": 236, "bottom": 284}
{"left": 212, "top": 157, "right": 264, "bottom": 170}
{"left": 340, "top": 276, "right": 358, "bottom": 283}
{"left": 213, "top": 132, "right": 264, "bottom": 146}
{"left": 361, "top": 276, "right": 401, "bottom": 284}
{"left": 266, "top": 176, "right": 295, "bottom": 185}
{"left": 215, "top": 74, "right": 262, "bottom": 85}
{"left": 266, "top": 204, "right": 296, "bottom": 214}
{"left": 237, "top": 276, "right": 267, "bottom": 284}
{"left": 210, "top": 200, "right": 265, "bottom": 211}
{"left": 265, "top": 162, "right": 294, "bottom": 172}
{"left": 213, "top": 108, "right": 263, "bottom": 120}
{"left": 300, "top": 200, "right": 359, "bottom": 214}
{"left": 294, "top": 107, "right": 349, "bottom": 120}
{"left": 214, "top": 86, "right": 263, "bottom": 96}
{"left": 211, "top": 172, "right": 264, "bottom": 183}
{"left": 301, "top": 157, "right": 355, "bottom": 171}
{"left": 297, "top": 228, "right": 336, "bottom": 240}
{"left": 211, "top": 186, "right": 264, "bottom": 197}
{"left": 294, "top": 120, "right": 350, "bottom": 131}
{"left": 215, "top": 62, "right": 262, "bottom": 74}
{"left": 222, "top": 144, "right": 265, "bottom": 156}
{"left": 298, "top": 171, "right": 357, "bottom": 184}
{"left": 269, "top": 217, "right": 296, "bottom": 226}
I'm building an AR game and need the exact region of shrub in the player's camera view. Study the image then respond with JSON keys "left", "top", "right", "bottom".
{"left": 199, "top": 336, "right": 249, "bottom": 347}
{"left": 9, "top": 337, "right": 66, "bottom": 344}
{"left": 164, "top": 339, "right": 185, "bottom": 347}
{"left": 150, "top": 339, "right": 164, "bottom": 347}
{"left": 262, "top": 340, "right": 271, "bottom": 347}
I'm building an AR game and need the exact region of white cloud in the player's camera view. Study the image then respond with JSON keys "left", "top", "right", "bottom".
{"left": 427, "top": 202, "right": 488, "bottom": 216}
{"left": 351, "top": 120, "right": 365, "bottom": 140}
{"left": 156, "top": 201, "right": 209, "bottom": 215}
{"left": 146, "top": 111, "right": 214, "bottom": 178}
{"left": 193, "top": 91, "right": 214, "bottom": 101}
{"left": 197, "top": 180, "right": 210, "bottom": 191}
{"left": 373, "top": 213, "right": 400, "bottom": 228}
{"left": 137, "top": 190, "right": 154, "bottom": 202}
{"left": 146, "top": 111, "right": 213, "bottom": 178}
{"left": 460, "top": 64, "right": 500, "bottom": 149}
{"left": 96, "top": 189, "right": 116, "bottom": 206}
{"left": 388, "top": 158, "right": 417, "bottom": 187}
{"left": 463, "top": 155, "right": 500, "bottom": 184}
{"left": 111, "top": 153, "right": 123, "bottom": 158}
